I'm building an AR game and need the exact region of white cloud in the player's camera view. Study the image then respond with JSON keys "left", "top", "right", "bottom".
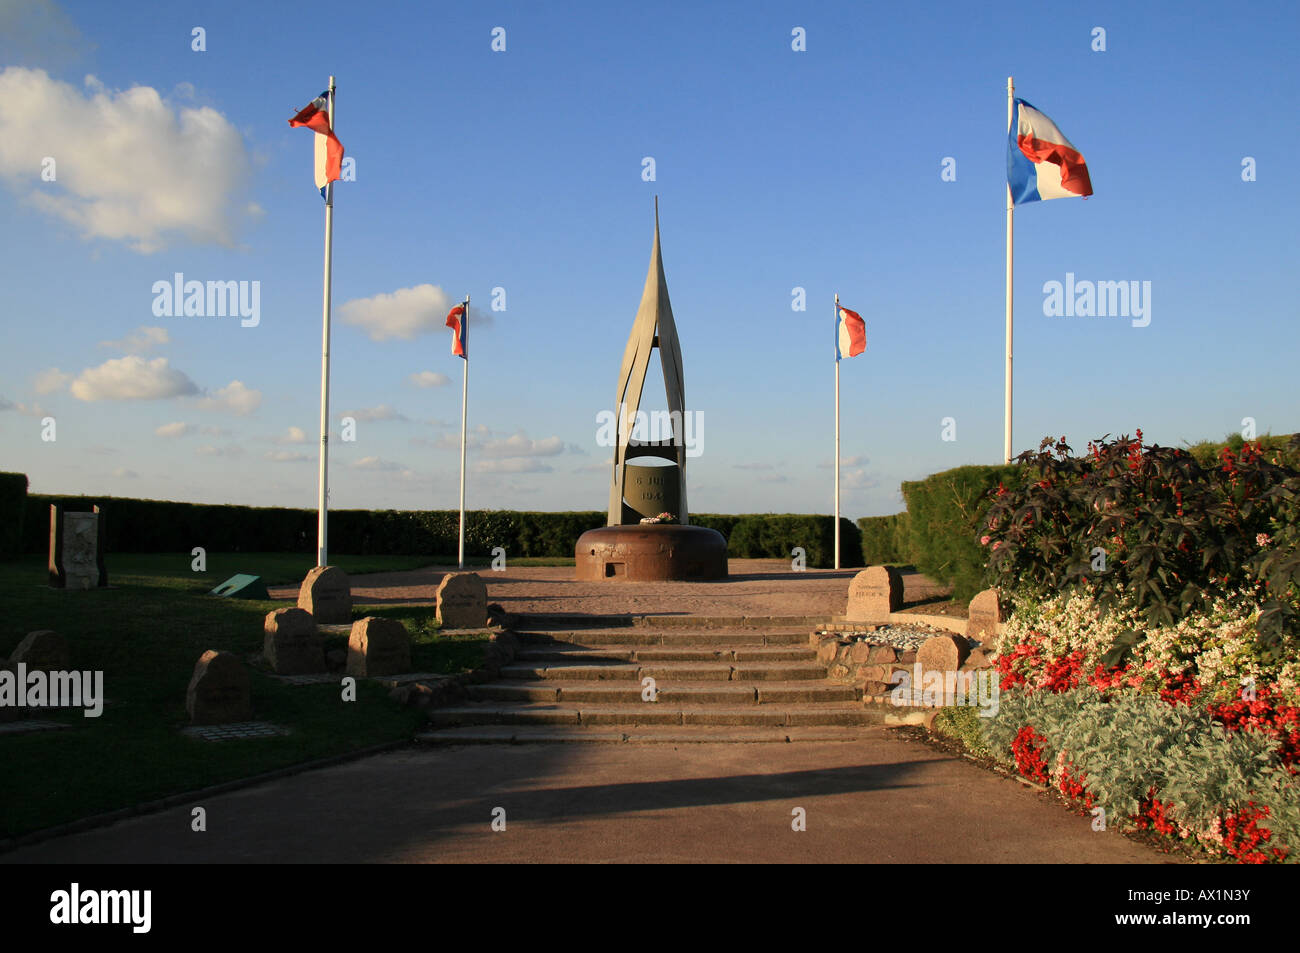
{"left": 341, "top": 404, "right": 407, "bottom": 422}
{"left": 0, "top": 68, "right": 256, "bottom": 252}
{"left": 481, "top": 431, "right": 565, "bottom": 458}
{"left": 275, "top": 425, "right": 308, "bottom": 445}
{"left": 339, "top": 284, "right": 452, "bottom": 342}
{"left": 154, "top": 421, "right": 192, "bottom": 438}
{"left": 196, "top": 444, "right": 243, "bottom": 458}
{"left": 70, "top": 356, "right": 198, "bottom": 401}
{"left": 99, "top": 325, "right": 169, "bottom": 353}
{"left": 112, "top": 467, "right": 138, "bottom": 478}
{"left": 195, "top": 380, "right": 261, "bottom": 416}
{"left": 818, "top": 455, "right": 869, "bottom": 469}
{"left": 352, "top": 456, "right": 404, "bottom": 471}
{"left": 408, "top": 371, "right": 449, "bottom": 388}
{"left": 33, "top": 367, "right": 71, "bottom": 394}
{"left": 477, "top": 458, "right": 553, "bottom": 474}
{"left": 266, "top": 450, "right": 310, "bottom": 463}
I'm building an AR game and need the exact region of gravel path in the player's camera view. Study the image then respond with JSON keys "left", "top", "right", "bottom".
{"left": 267, "top": 559, "right": 954, "bottom": 619}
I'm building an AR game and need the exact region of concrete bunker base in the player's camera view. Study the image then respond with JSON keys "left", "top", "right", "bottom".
{"left": 574, "top": 524, "right": 728, "bottom": 582}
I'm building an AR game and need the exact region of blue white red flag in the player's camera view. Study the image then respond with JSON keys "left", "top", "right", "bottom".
{"left": 289, "top": 91, "right": 344, "bottom": 201}
{"left": 1007, "top": 98, "right": 1092, "bottom": 205}
{"left": 446, "top": 303, "right": 467, "bottom": 359}
{"left": 836, "top": 304, "right": 866, "bottom": 360}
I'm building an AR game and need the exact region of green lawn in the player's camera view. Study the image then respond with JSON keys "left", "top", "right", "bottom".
{"left": 0, "top": 554, "right": 492, "bottom": 839}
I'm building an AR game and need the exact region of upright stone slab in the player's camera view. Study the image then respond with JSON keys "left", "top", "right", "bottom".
{"left": 966, "top": 588, "right": 1004, "bottom": 643}
{"left": 48, "top": 505, "right": 107, "bottom": 590}
{"left": 297, "top": 566, "right": 352, "bottom": 624}
{"left": 346, "top": 617, "right": 411, "bottom": 677}
{"left": 844, "top": 566, "right": 904, "bottom": 622}
{"left": 917, "top": 634, "right": 970, "bottom": 675}
{"left": 263, "top": 608, "right": 325, "bottom": 675}
{"left": 9, "top": 630, "right": 70, "bottom": 671}
{"left": 186, "top": 650, "right": 252, "bottom": 725}
{"left": 436, "top": 572, "right": 488, "bottom": 629}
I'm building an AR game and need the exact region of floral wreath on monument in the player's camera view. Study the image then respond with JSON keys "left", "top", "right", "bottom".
{"left": 639, "top": 512, "right": 677, "bottom": 524}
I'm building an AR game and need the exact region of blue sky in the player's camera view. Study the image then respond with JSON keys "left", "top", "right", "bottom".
{"left": 0, "top": 0, "right": 1296, "bottom": 519}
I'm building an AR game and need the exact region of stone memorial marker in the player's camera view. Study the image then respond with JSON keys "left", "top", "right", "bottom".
{"left": 917, "top": 634, "right": 970, "bottom": 676}
{"left": 297, "top": 566, "right": 352, "bottom": 624}
{"left": 186, "top": 650, "right": 252, "bottom": 725}
{"left": 346, "top": 617, "right": 411, "bottom": 677}
{"left": 48, "top": 505, "right": 107, "bottom": 590}
{"left": 9, "top": 630, "right": 70, "bottom": 671}
{"left": 436, "top": 572, "right": 488, "bottom": 629}
{"left": 844, "top": 566, "right": 904, "bottom": 622}
{"left": 263, "top": 608, "right": 325, "bottom": 675}
{"left": 966, "top": 588, "right": 1004, "bottom": 643}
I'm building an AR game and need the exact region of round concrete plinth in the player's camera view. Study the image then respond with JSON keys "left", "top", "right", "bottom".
{"left": 575, "top": 524, "right": 729, "bottom": 582}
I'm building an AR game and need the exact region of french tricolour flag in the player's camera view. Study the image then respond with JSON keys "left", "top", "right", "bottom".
{"left": 836, "top": 304, "right": 866, "bottom": 360}
{"left": 289, "top": 91, "right": 345, "bottom": 201}
{"left": 446, "top": 303, "right": 467, "bottom": 359}
{"left": 1007, "top": 98, "right": 1092, "bottom": 206}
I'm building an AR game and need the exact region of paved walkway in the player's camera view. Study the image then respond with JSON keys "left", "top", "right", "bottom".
{"left": 4, "top": 731, "right": 1169, "bottom": 863}
{"left": 268, "top": 560, "right": 956, "bottom": 618}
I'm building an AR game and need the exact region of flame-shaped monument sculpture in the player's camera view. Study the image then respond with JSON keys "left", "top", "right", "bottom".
{"left": 575, "top": 201, "right": 728, "bottom": 581}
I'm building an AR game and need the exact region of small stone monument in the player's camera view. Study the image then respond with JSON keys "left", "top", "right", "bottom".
{"left": 263, "top": 608, "right": 325, "bottom": 675}
{"left": 297, "top": 566, "right": 352, "bottom": 624}
{"left": 186, "top": 650, "right": 252, "bottom": 725}
{"left": 9, "top": 630, "right": 70, "bottom": 671}
{"left": 346, "top": 617, "right": 411, "bottom": 677}
{"left": 48, "top": 505, "right": 107, "bottom": 589}
{"left": 436, "top": 572, "right": 488, "bottom": 629}
{"left": 917, "top": 634, "right": 970, "bottom": 675}
{"left": 966, "top": 588, "right": 1004, "bottom": 643}
{"left": 844, "top": 566, "right": 904, "bottom": 622}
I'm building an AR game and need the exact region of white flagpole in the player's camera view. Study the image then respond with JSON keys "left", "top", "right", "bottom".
{"left": 457, "top": 294, "right": 469, "bottom": 569}
{"left": 316, "top": 75, "right": 336, "bottom": 567}
{"left": 1004, "top": 75, "right": 1015, "bottom": 465}
{"left": 834, "top": 293, "right": 841, "bottom": 570}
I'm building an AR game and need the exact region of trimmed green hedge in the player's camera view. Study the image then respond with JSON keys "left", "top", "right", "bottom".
{"left": 0, "top": 472, "right": 28, "bottom": 559}
{"left": 900, "top": 464, "right": 1020, "bottom": 601}
{"left": 19, "top": 495, "right": 865, "bottom": 567}
{"left": 857, "top": 512, "right": 913, "bottom": 565}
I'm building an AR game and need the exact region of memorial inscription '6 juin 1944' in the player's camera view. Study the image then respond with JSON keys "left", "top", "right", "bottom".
{"left": 574, "top": 201, "right": 727, "bottom": 582}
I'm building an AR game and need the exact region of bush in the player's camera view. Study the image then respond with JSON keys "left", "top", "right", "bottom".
{"left": 16, "top": 496, "right": 863, "bottom": 565}
{"left": 857, "top": 512, "right": 912, "bottom": 565}
{"left": 901, "top": 464, "right": 1020, "bottom": 600}
{"left": 983, "top": 685, "right": 1298, "bottom": 862}
{"left": 984, "top": 432, "right": 1300, "bottom": 650}
{"left": 0, "top": 472, "right": 27, "bottom": 559}
{"left": 724, "top": 514, "right": 862, "bottom": 569}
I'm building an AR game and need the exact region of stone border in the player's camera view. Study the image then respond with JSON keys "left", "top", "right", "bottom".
{"left": 826, "top": 612, "right": 1005, "bottom": 639}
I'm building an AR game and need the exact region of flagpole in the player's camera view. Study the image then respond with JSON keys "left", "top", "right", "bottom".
{"left": 834, "top": 293, "right": 841, "bottom": 571}
{"left": 457, "top": 294, "right": 469, "bottom": 569}
{"left": 316, "top": 74, "right": 336, "bottom": 567}
{"left": 1004, "top": 75, "right": 1015, "bottom": 465}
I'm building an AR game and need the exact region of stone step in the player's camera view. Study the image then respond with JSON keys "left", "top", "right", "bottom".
{"left": 427, "top": 702, "right": 886, "bottom": 728}
{"left": 514, "top": 629, "right": 812, "bottom": 647}
{"left": 466, "top": 680, "right": 861, "bottom": 705}
{"left": 498, "top": 660, "right": 830, "bottom": 682}
{"left": 515, "top": 645, "right": 817, "bottom": 663}
{"left": 415, "top": 724, "right": 885, "bottom": 745}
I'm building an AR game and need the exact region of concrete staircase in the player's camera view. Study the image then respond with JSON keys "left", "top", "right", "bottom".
{"left": 416, "top": 618, "right": 923, "bottom": 745}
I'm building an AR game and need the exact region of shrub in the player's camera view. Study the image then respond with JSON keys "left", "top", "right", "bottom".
{"left": 983, "top": 685, "right": 1298, "bottom": 862}
{"left": 857, "top": 512, "right": 912, "bottom": 565}
{"left": 901, "top": 463, "right": 1020, "bottom": 600}
{"left": 983, "top": 432, "right": 1300, "bottom": 651}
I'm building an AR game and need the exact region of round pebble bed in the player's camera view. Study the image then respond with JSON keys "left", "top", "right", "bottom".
{"left": 817, "top": 623, "right": 978, "bottom": 651}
